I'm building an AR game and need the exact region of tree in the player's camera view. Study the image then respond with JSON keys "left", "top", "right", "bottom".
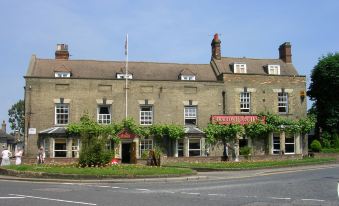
{"left": 307, "top": 53, "right": 339, "bottom": 135}
{"left": 8, "top": 99, "right": 25, "bottom": 135}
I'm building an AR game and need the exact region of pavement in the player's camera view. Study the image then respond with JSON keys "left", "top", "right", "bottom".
{"left": 0, "top": 163, "right": 338, "bottom": 184}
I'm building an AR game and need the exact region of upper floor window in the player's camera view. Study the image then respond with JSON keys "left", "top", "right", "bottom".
{"left": 268, "top": 65, "right": 280, "bottom": 75}
{"left": 55, "top": 72, "right": 71, "bottom": 78}
{"left": 233, "top": 63, "right": 247, "bottom": 74}
{"left": 117, "top": 73, "right": 133, "bottom": 79}
{"left": 278, "top": 92, "right": 288, "bottom": 113}
{"left": 140, "top": 106, "right": 153, "bottom": 125}
{"left": 55, "top": 103, "right": 69, "bottom": 125}
{"left": 97, "top": 105, "right": 111, "bottom": 124}
{"left": 240, "top": 92, "right": 250, "bottom": 113}
{"left": 184, "top": 106, "right": 197, "bottom": 125}
{"left": 180, "top": 75, "right": 196, "bottom": 81}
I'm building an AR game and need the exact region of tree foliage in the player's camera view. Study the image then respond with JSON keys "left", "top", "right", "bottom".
{"left": 8, "top": 99, "right": 25, "bottom": 134}
{"left": 307, "top": 53, "right": 339, "bottom": 135}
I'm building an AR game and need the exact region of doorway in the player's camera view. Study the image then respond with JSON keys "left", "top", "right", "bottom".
{"left": 121, "top": 143, "right": 131, "bottom": 163}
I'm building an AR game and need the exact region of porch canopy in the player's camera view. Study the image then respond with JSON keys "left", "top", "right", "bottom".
{"left": 39, "top": 127, "right": 67, "bottom": 137}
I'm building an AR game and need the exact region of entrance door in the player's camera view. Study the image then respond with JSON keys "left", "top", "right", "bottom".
{"left": 122, "top": 143, "right": 131, "bottom": 163}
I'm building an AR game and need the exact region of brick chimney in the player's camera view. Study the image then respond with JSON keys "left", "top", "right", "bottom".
{"left": 211, "top": 33, "right": 221, "bottom": 60}
{"left": 279, "top": 42, "right": 292, "bottom": 63}
{"left": 55, "top": 44, "right": 69, "bottom": 60}
{"left": 1, "top": 120, "right": 6, "bottom": 133}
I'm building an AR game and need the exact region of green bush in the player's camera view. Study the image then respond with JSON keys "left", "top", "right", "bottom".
{"left": 321, "top": 132, "right": 332, "bottom": 148}
{"left": 310, "top": 140, "right": 322, "bottom": 152}
{"left": 141, "top": 150, "right": 149, "bottom": 159}
{"left": 79, "top": 137, "right": 114, "bottom": 167}
{"left": 239, "top": 146, "right": 252, "bottom": 156}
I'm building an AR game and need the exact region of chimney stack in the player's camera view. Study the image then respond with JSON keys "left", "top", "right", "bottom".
{"left": 279, "top": 42, "right": 292, "bottom": 63}
{"left": 211, "top": 33, "right": 221, "bottom": 60}
{"left": 1, "top": 120, "right": 6, "bottom": 133}
{"left": 55, "top": 44, "right": 69, "bottom": 60}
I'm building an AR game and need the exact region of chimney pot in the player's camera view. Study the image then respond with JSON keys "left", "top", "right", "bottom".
{"left": 279, "top": 42, "right": 292, "bottom": 63}
{"left": 55, "top": 44, "right": 69, "bottom": 60}
{"left": 1, "top": 120, "right": 6, "bottom": 133}
{"left": 211, "top": 33, "right": 221, "bottom": 60}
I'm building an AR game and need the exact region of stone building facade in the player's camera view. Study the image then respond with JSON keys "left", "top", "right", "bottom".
{"left": 24, "top": 34, "right": 307, "bottom": 162}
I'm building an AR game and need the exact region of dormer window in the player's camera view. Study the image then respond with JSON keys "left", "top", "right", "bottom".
{"left": 180, "top": 75, "right": 196, "bottom": 81}
{"left": 55, "top": 72, "right": 71, "bottom": 78}
{"left": 233, "top": 63, "right": 247, "bottom": 74}
{"left": 268, "top": 65, "right": 280, "bottom": 75}
{"left": 117, "top": 73, "right": 133, "bottom": 79}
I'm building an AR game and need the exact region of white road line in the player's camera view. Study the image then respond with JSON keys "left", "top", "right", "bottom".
{"left": 208, "top": 194, "right": 219, "bottom": 196}
{"left": 270, "top": 197, "right": 291, "bottom": 200}
{"left": 136, "top": 189, "right": 150, "bottom": 191}
{"left": 96, "top": 185, "right": 110, "bottom": 188}
{"left": 181, "top": 192, "right": 200, "bottom": 195}
{"left": 301, "top": 199, "right": 325, "bottom": 202}
{"left": 0, "top": 197, "right": 26, "bottom": 199}
{"left": 111, "top": 186, "right": 121, "bottom": 189}
{"left": 9, "top": 194, "right": 96, "bottom": 205}
{"left": 338, "top": 182, "right": 339, "bottom": 198}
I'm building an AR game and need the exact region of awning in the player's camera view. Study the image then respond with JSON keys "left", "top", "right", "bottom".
{"left": 39, "top": 127, "right": 67, "bottom": 136}
{"left": 184, "top": 125, "right": 205, "bottom": 136}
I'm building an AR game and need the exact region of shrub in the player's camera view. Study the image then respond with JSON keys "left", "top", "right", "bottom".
{"left": 239, "top": 146, "right": 252, "bottom": 156}
{"left": 310, "top": 140, "right": 322, "bottom": 152}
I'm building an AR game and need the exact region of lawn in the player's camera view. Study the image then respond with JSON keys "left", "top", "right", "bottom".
{"left": 164, "top": 157, "right": 336, "bottom": 171}
{"left": 2, "top": 164, "right": 195, "bottom": 177}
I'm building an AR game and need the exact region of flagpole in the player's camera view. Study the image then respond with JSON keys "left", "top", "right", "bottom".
{"left": 125, "top": 34, "right": 128, "bottom": 119}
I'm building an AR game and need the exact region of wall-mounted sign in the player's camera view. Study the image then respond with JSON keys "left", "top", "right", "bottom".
{"left": 210, "top": 115, "right": 265, "bottom": 125}
{"left": 28, "top": 128, "right": 36, "bottom": 135}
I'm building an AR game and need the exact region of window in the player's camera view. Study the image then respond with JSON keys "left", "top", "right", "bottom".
{"left": 116, "top": 73, "right": 133, "bottom": 79}
{"left": 97, "top": 105, "right": 111, "bottom": 124}
{"left": 140, "top": 106, "right": 153, "bottom": 125}
{"left": 189, "top": 138, "right": 201, "bottom": 156}
{"left": 178, "top": 139, "right": 184, "bottom": 157}
{"left": 278, "top": 92, "right": 288, "bottom": 113}
{"left": 234, "top": 63, "right": 247, "bottom": 73}
{"left": 184, "top": 106, "right": 197, "bottom": 125}
{"left": 285, "top": 135, "right": 295, "bottom": 154}
{"left": 72, "top": 139, "right": 80, "bottom": 158}
{"left": 54, "top": 138, "right": 67, "bottom": 157}
{"left": 272, "top": 135, "right": 280, "bottom": 154}
{"left": 55, "top": 72, "right": 71, "bottom": 78}
{"left": 55, "top": 103, "right": 69, "bottom": 125}
{"left": 139, "top": 139, "right": 153, "bottom": 157}
{"left": 180, "top": 75, "right": 196, "bottom": 81}
{"left": 268, "top": 65, "right": 280, "bottom": 75}
{"left": 105, "top": 140, "right": 115, "bottom": 151}
{"left": 240, "top": 92, "right": 250, "bottom": 113}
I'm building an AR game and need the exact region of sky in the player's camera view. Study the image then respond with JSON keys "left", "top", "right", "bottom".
{"left": 0, "top": 0, "right": 338, "bottom": 132}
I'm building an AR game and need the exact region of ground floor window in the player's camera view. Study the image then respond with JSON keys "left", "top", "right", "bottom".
{"left": 139, "top": 138, "right": 153, "bottom": 157}
{"left": 273, "top": 135, "right": 280, "bottom": 154}
{"left": 285, "top": 135, "right": 295, "bottom": 154}
{"left": 54, "top": 138, "right": 67, "bottom": 157}
{"left": 72, "top": 139, "right": 80, "bottom": 158}
{"left": 178, "top": 139, "right": 184, "bottom": 157}
{"left": 189, "top": 138, "right": 201, "bottom": 156}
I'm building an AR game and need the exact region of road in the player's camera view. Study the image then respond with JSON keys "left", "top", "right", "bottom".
{"left": 0, "top": 165, "right": 338, "bottom": 206}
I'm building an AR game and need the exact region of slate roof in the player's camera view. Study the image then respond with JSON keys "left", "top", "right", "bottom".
{"left": 39, "top": 127, "right": 67, "bottom": 134}
{"left": 0, "top": 130, "right": 15, "bottom": 143}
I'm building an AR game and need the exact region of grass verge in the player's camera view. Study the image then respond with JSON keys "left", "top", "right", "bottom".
{"left": 164, "top": 157, "right": 336, "bottom": 171}
{"left": 2, "top": 164, "right": 195, "bottom": 177}
{"left": 321, "top": 148, "right": 339, "bottom": 153}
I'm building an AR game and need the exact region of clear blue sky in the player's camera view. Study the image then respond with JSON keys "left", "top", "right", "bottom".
{"left": 0, "top": 0, "right": 338, "bottom": 132}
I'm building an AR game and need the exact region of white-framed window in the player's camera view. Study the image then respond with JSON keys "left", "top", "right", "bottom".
{"left": 97, "top": 105, "right": 111, "bottom": 124}
{"left": 72, "top": 139, "right": 80, "bottom": 158}
{"left": 55, "top": 103, "right": 69, "bottom": 125}
{"left": 285, "top": 135, "right": 295, "bottom": 154}
{"left": 54, "top": 138, "right": 67, "bottom": 157}
{"left": 139, "top": 139, "right": 153, "bottom": 157}
{"left": 116, "top": 73, "right": 133, "bottom": 79}
{"left": 105, "top": 139, "right": 115, "bottom": 151}
{"left": 272, "top": 134, "right": 280, "bottom": 154}
{"left": 268, "top": 65, "right": 280, "bottom": 75}
{"left": 278, "top": 92, "right": 288, "bottom": 113}
{"left": 140, "top": 106, "right": 153, "bottom": 125}
{"left": 178, "top": 139, "right": 184, "bottom": 157}
{"left": 189, "top": 138, "right": 201, "bottom": 156}
{"left": 184, "top": 106, "right": 197, "bottom": 125}
{"left": 180, "top": 75, "right": 196, "bottom": 81}
{"left": 55, "top": 72, "right": 71, "bottom": 78}
{"left": 240, "top": 92, "right": 250, "bottom": 113}
{"left": 234, "top": 63, "right": 247, "bottom": 74}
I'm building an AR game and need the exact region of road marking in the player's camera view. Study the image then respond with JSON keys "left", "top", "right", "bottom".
{"left": 208, "top": 194, "right": 219, "bottom": 196}
{"left": 111, "top": 186, "right": 121, "bottom": 189}
{"left": 9, "top": 194, "right": 96, "bottom": 205}
{"left": 136, "top": 189, "right": 150, "bottom": 191}
{"left": 338, "top": 182, "right": 339, "bottom": 198}
{"left": 0, "top": 197, "right": 25, "bottom": 199}
{"left": 181, "top": 192, "right": 200, "bottom": 195}
{"left": 301, "top": 199, "right": 325, "bottom": 202}
{"left": 270, "top": 197, "right": 291, "bottom": 200}
{"left": 96, "top": 185, "right": 110, "bottom": 188}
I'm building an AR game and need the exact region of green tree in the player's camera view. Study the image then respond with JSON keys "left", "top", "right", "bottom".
{"left": 8, "top": 99, "right": 25, "bottom": 134}
{"left": 308, "top": 53, "right": 339, "bottom": 135}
